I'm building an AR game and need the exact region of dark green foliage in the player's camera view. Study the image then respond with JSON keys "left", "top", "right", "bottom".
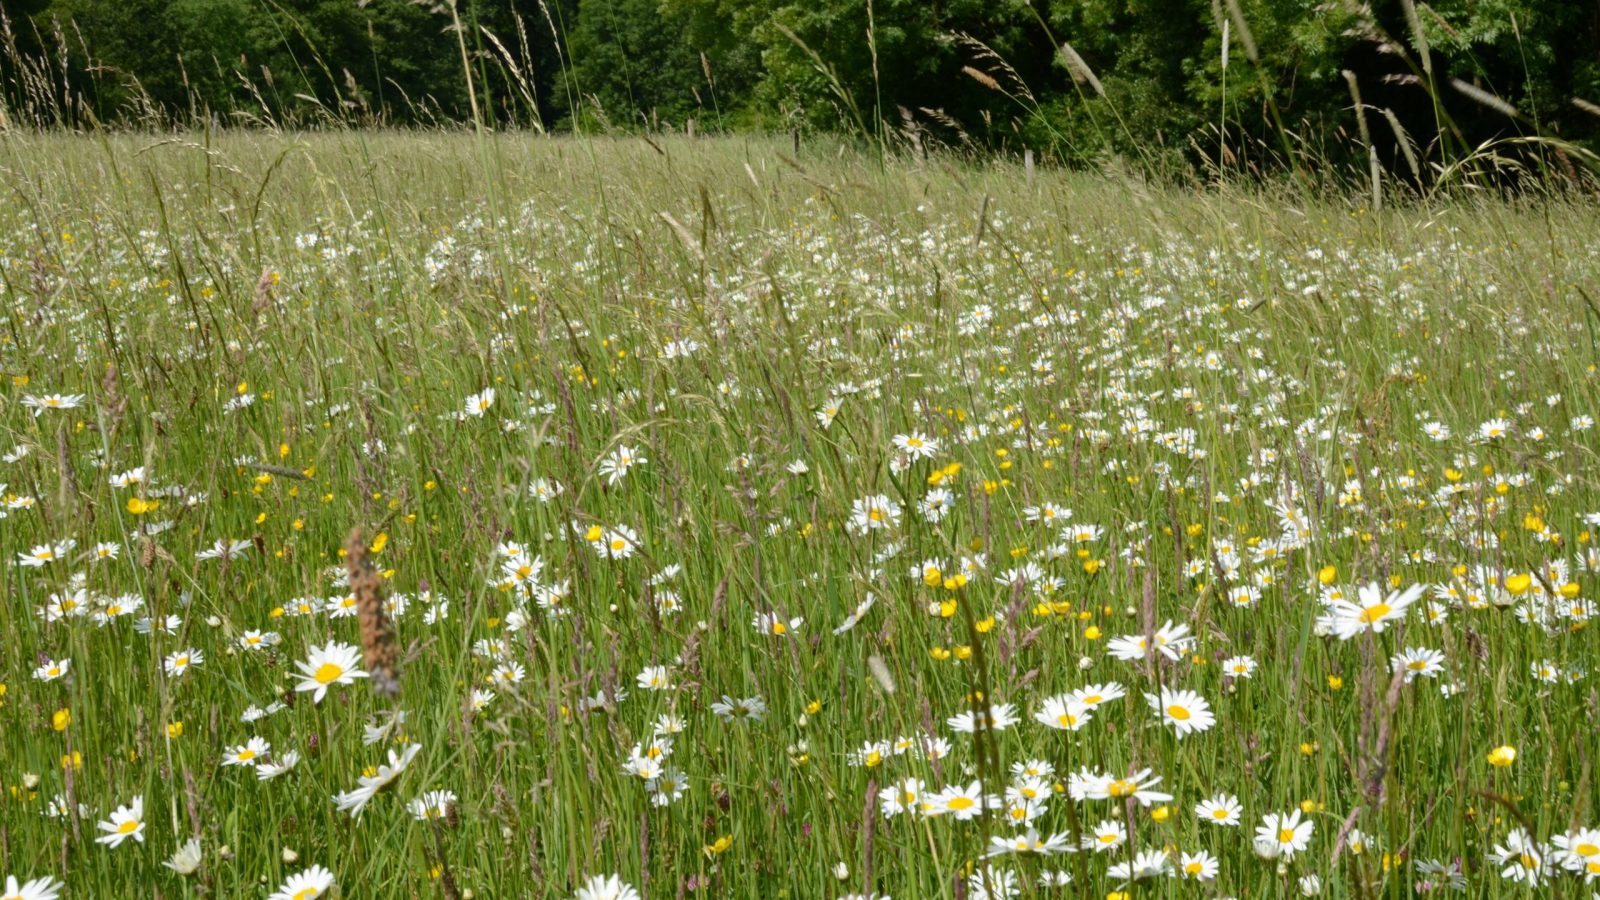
{"left": 1, "top": 0, "right": 1595, "bottom": 175}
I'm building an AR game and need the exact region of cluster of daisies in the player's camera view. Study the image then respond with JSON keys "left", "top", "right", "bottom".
{"left": 3, "top": 156, "right": 1599, "bottom": 900}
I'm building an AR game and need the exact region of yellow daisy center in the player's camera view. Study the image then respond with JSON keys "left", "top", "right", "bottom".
{"left": 313, "top": 662, "right": 344, "bottom": 684}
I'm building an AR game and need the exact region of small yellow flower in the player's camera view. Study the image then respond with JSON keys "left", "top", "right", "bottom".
{"left": 1487, "top": 745, "right": 1517, "bottom": 767}
{"left": 1083, "top": 625, "right": 1102, "bottom": 641}
{"left": 1327, "top": 676, "right": 1343, "bottom": 691}
{"left": 51, "top": 708, "right": 71, "bottom": 731}
{"left": 167, "top": 721, "right": 184, "bottom": 739}
{"left": 703, "top": 834, "right": 733, "bottom": 857}
{"left": 1504, "top": 574, "right": 1532, "bottom": 596}
{"left": 126, "top": 496, "right": 159, "bottom": 515}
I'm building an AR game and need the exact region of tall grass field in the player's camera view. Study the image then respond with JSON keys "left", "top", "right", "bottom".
{"left": 1, "top": 132, "right": 1598, "bottom": 899}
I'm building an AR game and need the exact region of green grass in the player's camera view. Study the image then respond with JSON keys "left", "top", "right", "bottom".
{"left": 0, "top": 131, "right": 1598, "bottom": 899}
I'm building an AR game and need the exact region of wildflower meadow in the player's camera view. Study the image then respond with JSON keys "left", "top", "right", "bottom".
{"left": 1, "top": 133, "right": 1598, "bottom": 898}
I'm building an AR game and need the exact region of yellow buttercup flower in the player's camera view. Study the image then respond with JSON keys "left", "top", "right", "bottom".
{"left": 1487, "top": 745, "right": 1517, "bottom": 767}
{"left": 126, "top": 496, "right": 159, "bottom": 515}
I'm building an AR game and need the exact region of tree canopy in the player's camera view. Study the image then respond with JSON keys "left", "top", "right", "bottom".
{"left": 3, "top": 0, "right": 1597, "bottom": 175}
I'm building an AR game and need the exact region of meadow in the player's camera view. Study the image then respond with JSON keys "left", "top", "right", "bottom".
{"left": 1, "top": 132, "right": 1598, "bottom": 899}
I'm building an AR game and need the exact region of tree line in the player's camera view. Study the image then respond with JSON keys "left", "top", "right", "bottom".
{"left": 2, "top": 0, "right": 1598, "bottom": 178}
